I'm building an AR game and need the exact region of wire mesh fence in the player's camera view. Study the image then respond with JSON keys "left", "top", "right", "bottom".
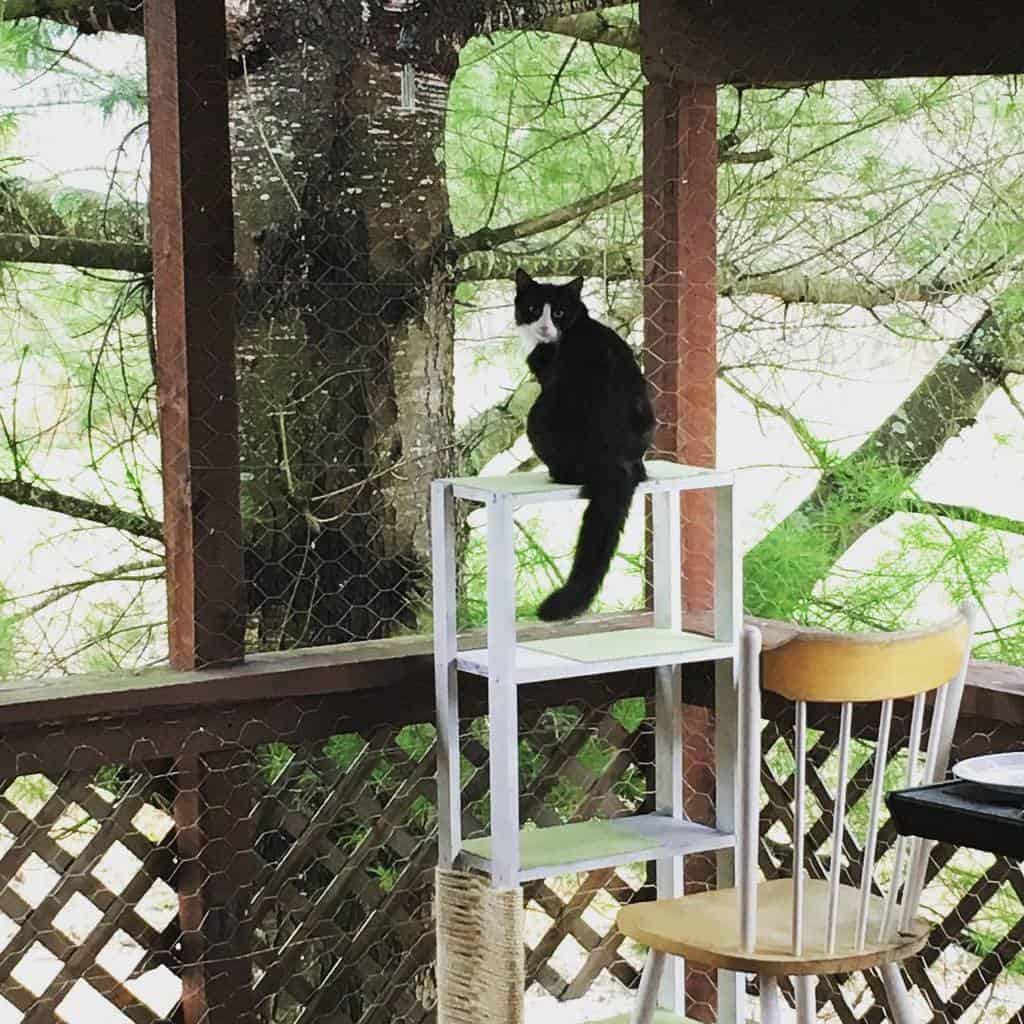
{"left": 7, "top": 6, "right": 1024, "bottom": 672}
{"left": 4, "top": 5, "right": 1024, "bottom": 1024}
{"left": 0, "top": 668, "right": 1017, "bottom": 1024}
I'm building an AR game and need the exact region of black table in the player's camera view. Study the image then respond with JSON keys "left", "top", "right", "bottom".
{"left": 887, "top": 781, "right": 1024, "bottom": 859}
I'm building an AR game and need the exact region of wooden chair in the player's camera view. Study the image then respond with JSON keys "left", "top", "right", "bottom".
{"left": 618, "top": 603, "right": 976, "bottom": 1024}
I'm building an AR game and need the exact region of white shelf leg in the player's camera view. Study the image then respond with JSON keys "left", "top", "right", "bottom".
{"left": 714, "top": 484, "right": 741, "bottom": 644}
{"left": 431, "top": 481, "right": 461, "bottom": 869}
{"left": 652, "top": 490, "right": 685, "bottom": 1014}
{"left": 715, "top": 483, "right": 745, "bottom": 1024}
{"left": 487, "top": 494, "right": 520, "bottom": 888}
{"left": 715, "top": 657, "right": 745, "bottom": 1024}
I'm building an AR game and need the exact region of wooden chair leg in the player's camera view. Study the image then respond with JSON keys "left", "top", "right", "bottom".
{"left": 630, "top": 950, "right": 667, "bottom": 1024}
{"left": 795, "top": 975, "right": 816, "bottom": 1023}
{"left": 760, "top": 974, "right": 783, "bottom": 1024}
{"left": 880, "top": 962, "right": 916, "bottom": 1024}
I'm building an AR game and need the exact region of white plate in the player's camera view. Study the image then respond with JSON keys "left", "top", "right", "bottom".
{"left": 953, "top": 753, "right": 1024, "bottom": 794}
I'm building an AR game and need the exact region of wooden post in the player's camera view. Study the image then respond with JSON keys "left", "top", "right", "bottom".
{"left": 642, "top": 77, "right": 722, "bottom": 1023}
{"left": 145, "top": 0, "right": 245, "bottom": 669}
{"left": 175, "top": 752, "right": 258, "bottom": 1024}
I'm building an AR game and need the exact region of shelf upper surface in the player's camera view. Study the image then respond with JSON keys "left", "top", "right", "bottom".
{"left": 456, "top": 627, "right": 734, "bottom": 683}
{"left": 459, "top": 814, "right": 734, "bottom": 882}
{"left": 442, "top": 460, "right": 733, "bottom": 505}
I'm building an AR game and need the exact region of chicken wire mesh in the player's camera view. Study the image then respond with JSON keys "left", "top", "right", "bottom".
{"left": 3, "top": 4, "right": 1024, "bottom": 1024}
{"left": 8, "top": 3, "right": 1024, "bottom": 671}
{"left": 228, "top": 6, "right": 654, "bottom": 653}
{"left": 0, "top": 676, "right": 659, "bottom": 1023}
{"left": 0, "top": 680, "right": 1020, "bottom": 1024}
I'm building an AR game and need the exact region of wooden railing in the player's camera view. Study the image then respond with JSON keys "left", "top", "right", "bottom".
{"left": 0, "top": 614, "right": 1021, "bottom": 1023}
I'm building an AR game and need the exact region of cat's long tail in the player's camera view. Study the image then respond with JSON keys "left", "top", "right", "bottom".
{"left": 537, "top": 468, "right": 638, "bottom": 622}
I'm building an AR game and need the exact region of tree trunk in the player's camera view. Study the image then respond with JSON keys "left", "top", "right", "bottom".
{"left": 230, "top": 16, "right": 455, "bottom": 647}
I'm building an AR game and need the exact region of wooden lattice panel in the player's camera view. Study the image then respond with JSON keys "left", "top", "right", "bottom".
{"left": 0, "top": 689, "right": 1020, "bottom": 1024}
{"left": 245, "top": 694, "right": 658, "bottom": 1022}
{"left": 0, "top": 769, "right": 179, "bottom": 1023}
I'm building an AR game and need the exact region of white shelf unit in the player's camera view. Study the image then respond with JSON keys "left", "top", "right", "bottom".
{"left": 431, "top": 459, "right": 743, "bottom": 1020}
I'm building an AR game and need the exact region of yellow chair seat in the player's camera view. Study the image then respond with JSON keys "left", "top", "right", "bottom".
{"left": 617, "top": 878, "right": 929, "bottom": 977}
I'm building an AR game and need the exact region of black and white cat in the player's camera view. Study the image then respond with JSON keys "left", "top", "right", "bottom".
{"left": 515, "top": 269, "right": 655, "bottom": 621}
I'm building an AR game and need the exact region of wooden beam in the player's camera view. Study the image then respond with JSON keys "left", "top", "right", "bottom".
{"left": 642, "top": 81, "right": 719, "bottom": 613}
{"left": 0, "top": 621, "right": 1018, "bottom": 775}
{"left": 145, "top": 0, "right": 245, "bottom": 669}
{"left": 642, "top": 0, "right": 1024, "bottom": 84}
{"left": 643, "top": 75, "right": 721, "bottom": 1023}
{"left": 677, "top": 82, "right": 719, "bottom": 615}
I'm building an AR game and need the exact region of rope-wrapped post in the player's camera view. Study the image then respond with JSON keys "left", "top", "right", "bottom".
{"left": 435, "top": 868, "right": 525, "bottom": 1024}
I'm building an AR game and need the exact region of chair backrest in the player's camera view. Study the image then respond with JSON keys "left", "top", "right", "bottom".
{"left": 736, "top": 603, "right": 976, "bottom": 958}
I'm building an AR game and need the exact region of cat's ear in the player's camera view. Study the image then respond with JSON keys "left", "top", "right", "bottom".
{"left": 515, "top": 268, "right": 536, "bottom": 292}
{"left": 567, "top": 276, "right": 584, "bottom": 299}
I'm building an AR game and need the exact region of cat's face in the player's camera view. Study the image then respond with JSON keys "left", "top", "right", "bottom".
{"left": 514, "top": 269, "right": 584, "bottom": 355}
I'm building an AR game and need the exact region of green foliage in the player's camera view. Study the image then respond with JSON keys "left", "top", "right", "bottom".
{"left": 2, "top": 12, "right": 1024, "bottom": 683}
{"left": 744, "top": 508, "right": 838, "bottom": 622}
{"left": 0, "top": 18, "right": 56, "bottom": 77}
{"left": 0, "top": 582, "right": 18, "bottom": 678}
{"left": 79, "top": 597, "right": 162, "bottom": 673}
{"left": 323, "top": 733, "right": 366, "bottom": 772}
{"left": 448, "top": 25, "right": 641, "bottom": 242}
{"left": 94, "top": 71, "right": 146, "bottom": 118}
{"left": 458, "top": 513, "right": 644, "bottom": 628}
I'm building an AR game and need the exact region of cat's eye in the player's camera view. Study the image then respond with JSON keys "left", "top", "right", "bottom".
{"left": 553, "top": 309, "right": 564, "bottom": 320}
{"left": 528, "top": 305, "right": 540, "bottom": 317}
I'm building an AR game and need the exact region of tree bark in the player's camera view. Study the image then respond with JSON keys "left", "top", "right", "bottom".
{"left": 224, "top": 0, "right": 628, "bottom": 648}
{"left": 460, "top": 250, "right": 962, "bottom": 308}
{"left": 0, "top": 478, "right": 163, "bottom": 540}
{"left": 229, "top": 10, "right": 456, "bottom": 647}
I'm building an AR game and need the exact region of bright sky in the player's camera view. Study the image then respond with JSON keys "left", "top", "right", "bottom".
{"left": 3, "top": 32, "right": 147, "bottom": 193}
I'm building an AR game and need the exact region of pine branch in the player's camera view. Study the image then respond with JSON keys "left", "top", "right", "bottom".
{"left": 745, "top": 308, "right": 1017, "bottom": 618}
{"left": 455, "top": 176, "right": 644, "bottom": 255}
{"left": 539, "top": 10, "right": 640, "bottom": 53}
{"left": 0, "top": 177, "right": 148, "bottom": 271}
{"left": 457, "top": 376, "right": 539, "bottom": 475}
{"left": 0, "top": 233, "right": 150, "bottom": 272}
{"left": 717, "top": 265, "right": 951, "bottom": 307}
{"left": 720, "top": 371, "right": 828, "bottom": 466}
{"left": 455, "top": 144, "right": 773, "bottom": 255}
{"left": 0, "top": 0, "right": 143, "bottom": 33}
{"left": 0, "top": 478, "right": 163, "bottom": 541}
{"left": 459, "top": 250, "right": 961, "bottom": 309}
{"left": 904, "top": 498, "right": 1024, "bottom": 538}
{"left": 1, "top": 177, "right": 144, "bottom": 240}
{"left": 459, "top": 249, "right": 639, "bottom": 282}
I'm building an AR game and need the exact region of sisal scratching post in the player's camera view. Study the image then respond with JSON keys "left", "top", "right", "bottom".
{"left": 435, "top": 868, "right": 524, "bottom": 1024}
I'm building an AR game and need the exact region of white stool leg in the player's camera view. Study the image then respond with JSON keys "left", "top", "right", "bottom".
{"left": 630, "top": 951, "right": 667, "bottom": 1024}
{"left": 760, "top": 974, "right": 783, "bottom": 1024}
{"left": 795, "top": 974, "right": 816, "bottom": 1023}
{"left": 881, "top": 962, "right": 916, "bottom": 1024}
